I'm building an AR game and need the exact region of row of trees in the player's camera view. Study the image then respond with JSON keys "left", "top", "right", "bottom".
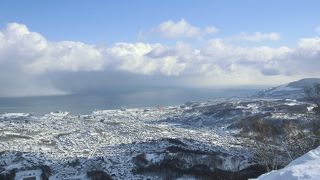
{"left": 252, "top": 120, "right": 320, "bottom": 172}
{"left": 252, "top": 83, "right": 320, "bottom": 172}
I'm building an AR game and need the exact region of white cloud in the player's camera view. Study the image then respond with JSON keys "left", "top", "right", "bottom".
{"left": 230, "top": 32, "right": 281, "bottom": 42}
{"left": 107, "top": 42, "right": 157, "bottom": 75}
{"left": 204, "top": 26, "right": 219, "bottom": 34}
{"left": 153, "top": 19, "right": 218, "bottom": 39}
{"left": 298, "top": 38, "right": 320, "bottom": 50}
{"left": 1, "top": 22, "right": 320, "bottom": 97}
{"left": 0, "top": 23, "right": 106, "bottom": 75}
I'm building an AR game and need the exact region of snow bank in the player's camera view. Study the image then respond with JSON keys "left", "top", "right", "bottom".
{"left": 0, "top": 113, "right": 31, "bottom": 119}
{"left": 48, "top": 111, "right": 69, "bottom": 117}
{"left": 255, "top": 146, "right": 320, "bottom": 180}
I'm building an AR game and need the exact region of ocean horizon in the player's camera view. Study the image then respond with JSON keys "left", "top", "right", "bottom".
{"left": 0, "top": 87, "right": 260, "bottom": 115}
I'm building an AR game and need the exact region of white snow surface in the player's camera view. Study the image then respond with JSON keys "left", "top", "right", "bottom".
{"left": 0, "top": 113, "right": 31, "bottom": 119}
{"left": 255, "top": 146, "right": 320, "bottom": 180}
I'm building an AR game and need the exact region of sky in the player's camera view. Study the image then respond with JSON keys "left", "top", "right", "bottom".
{"left": 0, "top": 0, "right": 320, "bottom": 97}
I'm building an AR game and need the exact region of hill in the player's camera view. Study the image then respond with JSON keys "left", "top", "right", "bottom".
{"left": 254, "top": 78, "right": 320, "bottom": 99}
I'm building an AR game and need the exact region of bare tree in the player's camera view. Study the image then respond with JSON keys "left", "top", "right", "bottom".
{"left": 254, "top": 138, "right": 280, "bottom": 172}
{"left": 304, "top": 83, "right": 320, "bottom": 113}
{"left": 251, "top": 118, "right": 320, "bottom": 171}
{"left": 282, "top": 122, "right": 319, "bottom": 161}
{"left": 251, "top": 119, "right": 280, "bottom": 172}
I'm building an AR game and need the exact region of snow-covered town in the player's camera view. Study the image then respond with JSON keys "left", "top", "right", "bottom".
{"left": 1, "top": 91, "right": 319, "bottom": 179}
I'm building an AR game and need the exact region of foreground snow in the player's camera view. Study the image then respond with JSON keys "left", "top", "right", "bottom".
{"left": 256, "top": 146, "right": 320, "bottom": 180}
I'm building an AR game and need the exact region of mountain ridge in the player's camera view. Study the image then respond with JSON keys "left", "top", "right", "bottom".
{"left": 253, "top": 78, "right": 320, "bottom": 99}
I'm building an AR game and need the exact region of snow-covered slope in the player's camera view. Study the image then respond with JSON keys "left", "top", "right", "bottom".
{"left": 1, "top": 97, "right": 319, "bottom": 179}
{"left": 255, "top": 146, "right": 320, "bottom": 180}
{"left": 254, "top": 78, "right": 320, "bottom": 99}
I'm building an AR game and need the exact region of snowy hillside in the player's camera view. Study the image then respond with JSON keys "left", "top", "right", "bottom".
{"left": 254, "top": 78, "right": 320, "bottom": 99}
{"left": 255, "top": 146, "right": 320, "bottom": 180}
{"left": 1, "top": 97, "right": 319, "bottom": 179}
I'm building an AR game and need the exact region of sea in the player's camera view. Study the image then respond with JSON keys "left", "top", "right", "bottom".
{"left": 0, "top": 88, "right": 261, "bottom": 115}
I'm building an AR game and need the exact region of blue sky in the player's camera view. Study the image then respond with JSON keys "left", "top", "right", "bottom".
{"left": 1, "top": 0, "right": 319, "bottom": 46}
{"left": 0, "top": 0, "right": 320, "bottom": 97}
